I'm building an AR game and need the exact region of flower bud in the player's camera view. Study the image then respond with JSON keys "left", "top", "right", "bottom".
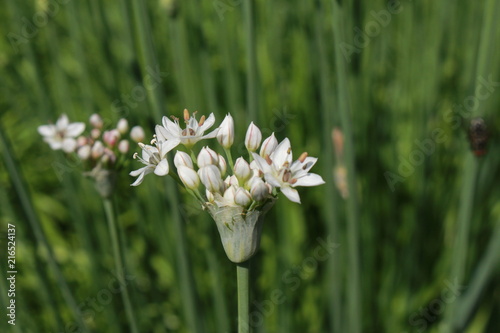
{"left": 218, "top": 154, "right": 227, "bottom": 176}
{"left": 206, "top": 189, "right": 215, "bottom": 202}
{"left": 118, "top": 140, "right": 129, "bottom": 154}
{"left": 91, "top": 128, "right": 101, "bottom": 139}
{"left": 89, "top": 114, "right": 103, "bottom": 129}
{"left": 245, "top": 122, "right": 262, "bottom": 152}
{"left": 178, "top": 165, "right": 200, "bottom": 190}
{"left": 77, "top": 145, "right": 91, "bottom": 160}
{"left": 197, "top": 147, "right": 219, "bottom": 167}
{"left": 234, "top": 157, "right": 251, "bottom": 182}
{"left": 250, "top": 177, "right": 269, "bottom": 201}
{"left": 130, "top": 126, "right": 145, "bottom": 142}
{"left": 174, "top": 151, "right": 194, "bottom": 169}
{"left": 216, "top": 114, "right": 234, "bottom": 149}
{"left": 103, "top": 129, "right": 120, "bottom": 147}
{"left": 225, "top": 175, "right": 239, "bottom": 187}
{"left": 223, "top": 186, "right": 237, "bottom": 205}
{"left": 117, "top": 118, "right": 129, "bottom": 134}
{"left": 91, "top": 141, "right": 104, "bottom": 159}
{"left": 235, "top": 188, "right": 252, "bottom": 207}
{"left": 198, "top": 165, "right": 223, "bottom": 193}
{"left": 76, "top": 136, "right": 88, "bottom": 147}
{"left": 260, "top": 132, "right": 278, "bottom": 157}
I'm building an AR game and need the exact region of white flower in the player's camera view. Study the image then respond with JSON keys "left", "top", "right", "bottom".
{"left": 38, "top": 114, "right": 85, "bottom": 153}
{"left": 197, "top": 147, "right": 219, "bottom": 167}
{"left": 252, "top": 138, "right": 325, "bottom": 203}
{"left": 178, "top": 165, "right": 200, "bottom": 190}
{"left": 129, "top": 138, "right": 180, "bottom": 186}
{"left": 156, "top": 109, "right": 218, "bottom": 148}
{"left": 245, "top": 122, "right": 262, "bottom": 152}
{"left": 217, "top": 114, "right": 234, "bottom": 149}
{"left": 260, "top": 132, "right": 278, "bottom": 158}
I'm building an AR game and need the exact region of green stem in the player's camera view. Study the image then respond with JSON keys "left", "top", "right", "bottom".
{"left": 103, "top": 198, "right": 139, "bottom": 333}
{"left": 237, "top": 261, "right": 250, "bottom": 333}
{"left": 244, "top": 0, "right": 258, "bottom": 123}
{"left": 224, "top": 147, "right": 235, "bottom": 172}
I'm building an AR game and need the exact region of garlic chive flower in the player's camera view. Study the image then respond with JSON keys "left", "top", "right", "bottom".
{"left": 156, "top": 109, "right": 218, "bottom": 149}
{"left": 252, "top": 138, "right": 325, "bottom": 203}
{"left": 38, "top": 114, "right": 85, "bottom": 153}
{"left": 130, "top": 138, "right": 180, "bottom": 186}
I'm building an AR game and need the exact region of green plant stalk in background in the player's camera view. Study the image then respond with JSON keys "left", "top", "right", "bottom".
{"left": 103, "top": 198, "right": 139, "bottom": 333}
{"left": 331, "top": 2, "right": 362, "bottom": 332}
{"left": 0, "top": 126, "right": 88, "bottom": 332}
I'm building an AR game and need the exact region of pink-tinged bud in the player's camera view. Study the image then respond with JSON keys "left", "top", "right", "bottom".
{"left": 178, "top": 165, "right": 200, "bottom": 190}
{"left": 216, "top": 114, "right": 234, "bottom": 149}
{"left": 197, "top": 147, "right": 219, "bottom": 167}
{"left": 77, "top": 145, "right": 91, "bottom": 160}
{"left": 218, "top": 154, "right": 227, "bottom": 176}
{"left": 103, "top": 129, "right": 120, "bottom": 147}
{"left": 245, "top": 122, "right": 262, "bottom": 152}
{"left": 260, "top": 133, "right": 278, "bottom": 157}
{"left": 103, "top": 148, "right": 117, "bottom": 164}
{"left": 130, "top": 126, "right": 145, "bottom": 143}
{"left": 77, "top": 136, "right": 88, "bottom": 147}
{"left": 198, "top": 165, "right": 223, "bottom": 193}
{"left": 89, "top": 114, "right": 103, "bottom": 129}
{"left": 225, "top": 175, "right": 239, "bottom": 187}
{"left": 91, "top": 141, "right": 104, "bottom": 159}
{"left": 234, "top": 157, "right": 251, "bottom": 182}
{"left": 117, "top": 118, "right": 129, "bottom": 134}
{"left": 118, "top": 140, "right": 129, "bottom": 154}
{"left": 174, "top": 151, "right": 194, "bottom": 169}
{"left": 234, "top": 187, "right": 252, "bottom": 207}
{"left": 91, "top": 128, "right": 101, "bottom": 139}
{"left": 250, "top": 177, "right": 269, "bottom": 201}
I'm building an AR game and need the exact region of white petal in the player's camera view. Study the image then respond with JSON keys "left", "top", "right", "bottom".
{"left": 56, "top": 114, "right": 69, "bottom": 130}
{"left": 130, "top": 167, "right": 154, "bottom": 186}
{"left": 38, "top": 124, "right": 56, "bottom": 137}
{"left": 200, "top": 128, "right": 219, "bottom": 139}
{"left": 62, "top": 138, "right": 77, "bottom": 153}
{"left": 129, "top": 166, "right": 150, "bottom": 177}
{"left": 264, "top": 173, "right": 282, "bottom": 188}
{"left": 293, "top": 173, "right": 325, "bottom": 187}
{"left": 154, "top": 159, "right": 169, "bottom": 176}
{"left": 65, "top": 122, "right": 85, "bottom": 137}
{"left": 162, "top": 116, "right": 181, "bottom": 136}
{"left": 141, "top": 145, "right": 155, "bottom": 160}
{"left": 280, "top": 186, "right": 301, "bottom": 203}
{"left": 45, "top": 138, "right": 62, "bottom": 150}
{"left": 155, "top": 125, "right": 172, "bottom": 141}
{"left": 291, "top": 157, "right": 318, "bottom": 174}
{"left": 160, "top": 139, "right": 181, "bottom": 158}
{"left": 199, "top": 113, "right": 215, "bottom": 132}
{"left": 251, "top": 153, "right": 272, "bottom": 174}
{"left": 270, "top": 138, "right": 292, "bottom": 168}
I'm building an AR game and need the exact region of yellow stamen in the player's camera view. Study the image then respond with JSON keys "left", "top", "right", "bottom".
{"left": 290, "top": 178, "right": 298, "bottom": 185}
{"left": 199, "top": 115, "right": 206, "bottom": 126}
{"left": 298, "top": 152, "right": 308, "bottom": 163}
{"left": 265, "top": 155, "right": 273, "bottom": 165}
{"left": 183, "top": 109, "right": 190, "bottom": 121}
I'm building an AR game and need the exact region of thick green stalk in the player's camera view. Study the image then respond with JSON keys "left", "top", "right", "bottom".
{"left": 237, "top": 261, "right": 250, "bottom": 333}
{"left": 103, "top": 198, "right": 139, "bottom": 333}
{"left": 331, "top": 2, "right": 361, "bottom": 332}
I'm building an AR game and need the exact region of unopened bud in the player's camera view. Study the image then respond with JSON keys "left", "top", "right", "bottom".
{"left": 118, "top": 140, "right": 130, "bottom": 154}
{"left": 216, "top": 114, "right": 234, "bottom": 149}
{"left": 260, "top": 133, "right": 278, "bottom": 157}
{"left": 117, "top": 119, "right": 129, "bottom": 134}
{"left": 245, "top": 122, "right": 262, "bottom": 152}
{"left": 178, "top": 165, "right": 200, "bottom": 190}
{"left": 130, "top": 126, "right": 145, "bottom": 142}
{"left": 89, "top": 114, "right": 103, "bottom": 129}
{"left": 174, "top": 151, "right": 194, "bottom": 169}
{"left": 234, "top": 157, "right": 251, "bottom": 182}
{"left": 234, "top": 187, "right": 252, "bottom": 207}
{"left": 197, "top": 147, "right": 219, "bottom": 167}
{"left": 78, "top": 145, "right": 91, "bottom": 160}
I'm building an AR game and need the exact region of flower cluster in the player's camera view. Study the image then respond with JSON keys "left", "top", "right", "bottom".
{"left": 130, "top": 110, "right": 324, "bottom": 262}
{"left": 39, "top": 114, "right": 145, "bottom": 197}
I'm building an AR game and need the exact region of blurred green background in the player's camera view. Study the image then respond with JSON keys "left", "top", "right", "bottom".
{"left": 1, "top": 0, "right": 500, "bottom": 332}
